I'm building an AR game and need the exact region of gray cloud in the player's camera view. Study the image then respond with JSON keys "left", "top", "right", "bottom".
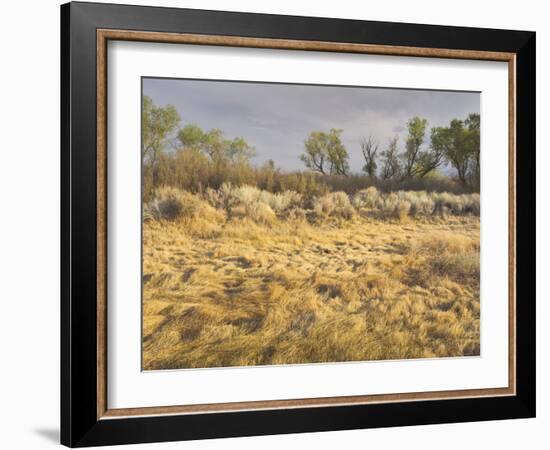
{"left": 143, "top": 77, "right": 479, "bottom": 173}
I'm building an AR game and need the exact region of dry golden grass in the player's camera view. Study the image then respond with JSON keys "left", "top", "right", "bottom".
{"left": 142, "top": 190, "right": 480, "bottom": 370}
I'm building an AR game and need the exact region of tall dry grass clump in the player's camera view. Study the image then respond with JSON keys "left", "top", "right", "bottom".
{"left": 405, "top": 232, "right": 480, "bottom": 287}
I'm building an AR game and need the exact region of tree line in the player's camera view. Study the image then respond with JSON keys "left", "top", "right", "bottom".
{"left": 142, "top": 96, "right": 480, "bottom": 200}
{"left": 143, "top": 96, "right": 256, "bottom": 188}
{"left": 300, "top": 114, "right": 480, "bottom": 187}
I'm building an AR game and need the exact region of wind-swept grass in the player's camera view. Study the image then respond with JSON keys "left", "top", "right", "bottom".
{"left": 142, "top": 187, "right": 480, "bottom": 369}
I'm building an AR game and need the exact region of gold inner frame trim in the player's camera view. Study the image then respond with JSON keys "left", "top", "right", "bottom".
{"left": 96, "top": 28, "right": 517, "bottom": 420}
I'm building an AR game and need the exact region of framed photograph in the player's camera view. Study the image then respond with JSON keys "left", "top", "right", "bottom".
{"left": 61, "top": 1, "right": 536, "bottom": 447}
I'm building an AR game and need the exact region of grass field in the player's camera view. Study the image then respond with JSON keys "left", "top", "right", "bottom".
{"left": 142, "top": 186, "right": 480, "bottom": 370}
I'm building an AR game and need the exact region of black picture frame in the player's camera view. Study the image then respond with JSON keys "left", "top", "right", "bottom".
{"left": 61, "top": 1, "right": 536, "bottom": 447}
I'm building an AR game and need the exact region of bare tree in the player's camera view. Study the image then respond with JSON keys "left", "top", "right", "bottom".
{"left": 360, "top": 136, "right": 379, "bottom": 177}
{"left": 380, "top": 136, "right": 401, "bottom": 179}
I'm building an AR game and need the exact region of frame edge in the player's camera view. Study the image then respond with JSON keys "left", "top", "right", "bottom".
{"left": 61, "top": 2, "right": 536, "bottom": 446}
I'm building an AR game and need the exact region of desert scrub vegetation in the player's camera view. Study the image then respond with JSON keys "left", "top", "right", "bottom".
{"left": 142, "top": 186, "right": 480, "bottom": 369}
{"left": 144, "top": 185, "right": 480, "bottom": 225}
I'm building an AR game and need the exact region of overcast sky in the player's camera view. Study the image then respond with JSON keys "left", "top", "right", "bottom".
{"left": 143, "top": 77, "right": 479, "bottom": 173}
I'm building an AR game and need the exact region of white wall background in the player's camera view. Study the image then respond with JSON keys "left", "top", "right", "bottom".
{"left": 0, "top": 0, "right": 545, "bottom": 448}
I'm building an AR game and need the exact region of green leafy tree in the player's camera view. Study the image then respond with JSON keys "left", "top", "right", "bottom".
{"left": 300, "top": 131, "right": 328, "bottom": 174}
{"left": 426, "top": 114, "right": 480, "bottom": 186}
{"left": 176, "top": 123, "right": 204, "bottom": 150}
{"left": 142, "top": 96, "right": 180, "bottom": 168}
{"left": 177, "top": 124, "right": 255, "bottom": 164}
{"left": 399, "top": 116, "right": 448, "bottom": 179}
{"left": 326, "top": 129, "right": 349, "bottom": 175}
{"left": 142, "top": 96, "right": 180, "bottom": 193}
{"left": 424, "top": 126, "right": 452, "bottom": 177}
{"left": 401, "top": 116, "right": 428, "bottom": 178}
{"left": 444, "top": 119, "right": 472, "bottom": 185}
{"left": 360, "top": 136, "right": 378, "bottom": 177}
{"left": 202, "top": 129, "right": 226, "bottom": 162}
{"left": 226, "top": 136, "right": 256, "bottom": 164}
{"left": 300, "top": 129, "right": 349, "bottom": 175}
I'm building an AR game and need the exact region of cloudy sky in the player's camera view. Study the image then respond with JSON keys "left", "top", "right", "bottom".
{"left": 143, "top": 77, "right": 479, "bottom": 173}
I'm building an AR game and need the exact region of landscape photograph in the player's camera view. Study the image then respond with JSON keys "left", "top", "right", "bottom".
{"left": 141, "top": 78, "right": 481, "bottom": 370}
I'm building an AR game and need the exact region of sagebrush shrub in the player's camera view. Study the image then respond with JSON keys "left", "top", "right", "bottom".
{"left": 382, "top": 192, "right": 399, "bottom": 213}
{"left": 146, "top": 186, "right": 185, "bottom": 220}
{"left": 313, "top": 192, "right": 354, "bottom": 219}
{"left": 258, "top": 190, "right": 301, "bottom": 213}
{"left": 147, "top": 184, "right": 479, "bottom": 224}
{"left": 246, "top": 201, "right": 276, "bottom": 225}
{"left": 210, "top": 183, "right": 301, "bottom": 216}
{"left": 352, "top": 186, "right": 380, "bottom": 209}
{"left": 393, "top": 200, "right": 411, "bottom": 221}
{"left": 284, "top": 207, "right": 308, "bottom": 221}
{"left": 232, "top": 185, "right": 262, "bottom": 206}
{"left": 464, "top": 194, "right": 480, "bottom": 216}
{"left": 416, "top": 193, "right": 435, "bottom": 215}
{"left": 147, "top": 186, "right": 224, "bottom": 223}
